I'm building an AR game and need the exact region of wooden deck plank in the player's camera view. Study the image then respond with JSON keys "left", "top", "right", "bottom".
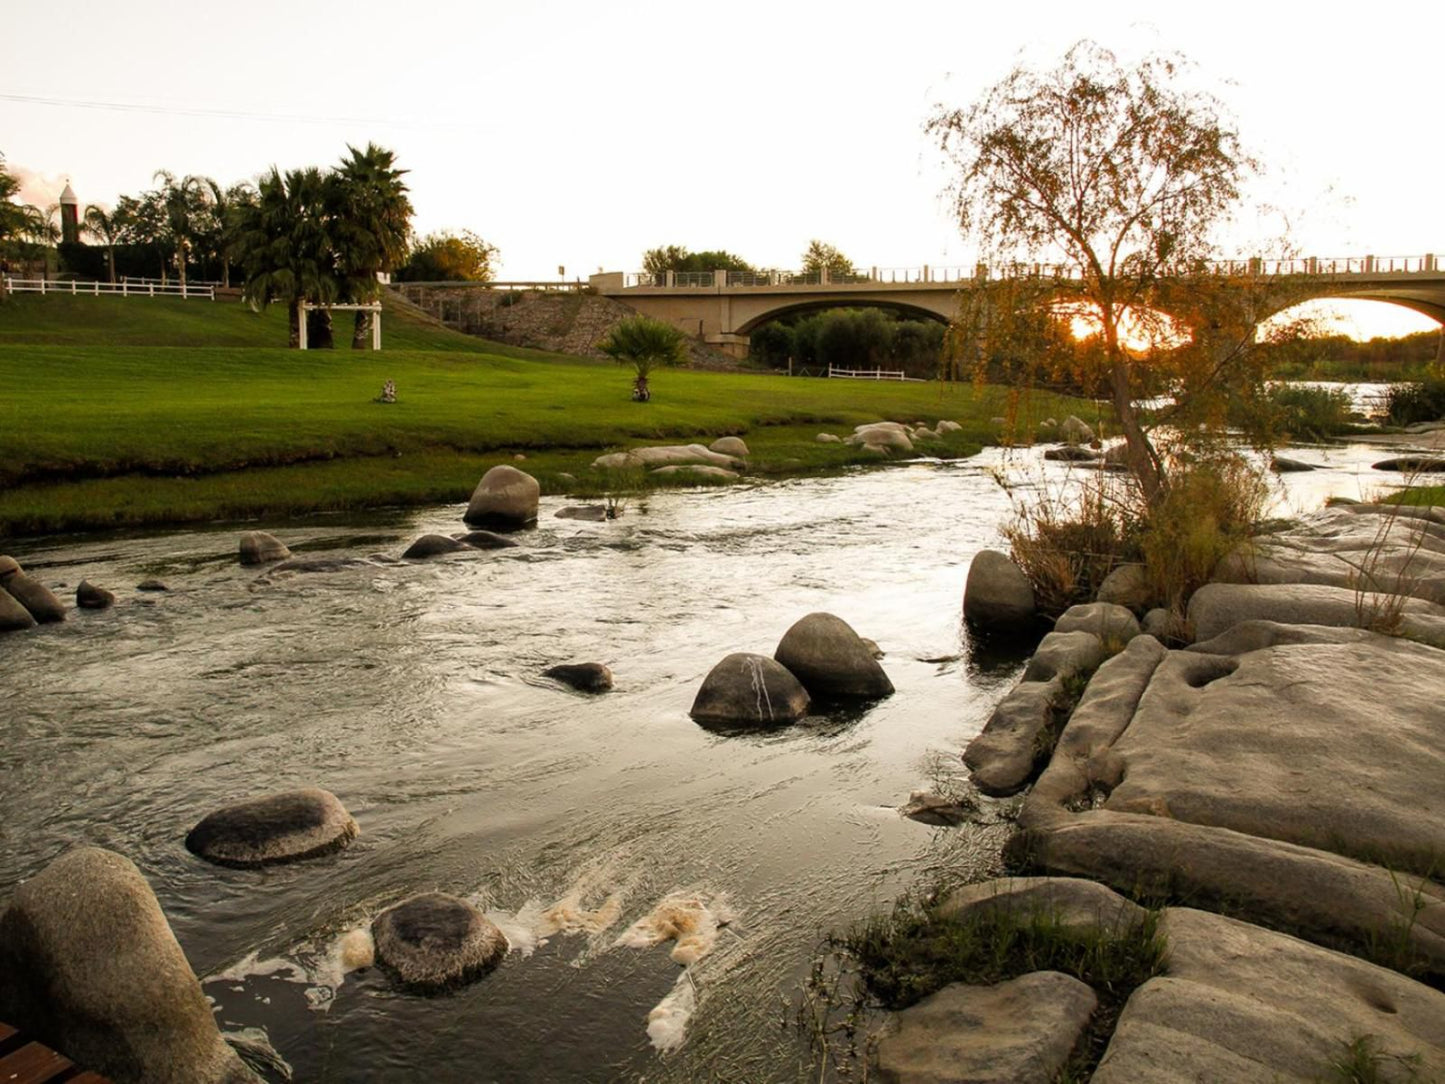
{"left": 0, "top": 1040, "right": 74, "bottom": 1084}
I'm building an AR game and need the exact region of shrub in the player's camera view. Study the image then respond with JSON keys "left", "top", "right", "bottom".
{"left": 1386, "top": 378, "right": 1445, "bottom": 426}
{"left": 596, "top": 315, "right": 689, "bottom": 401}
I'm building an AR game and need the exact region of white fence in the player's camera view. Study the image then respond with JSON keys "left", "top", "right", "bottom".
{"left": 827, "top": 364, "right": 914, "bottom": 381}
{"left": 2, "top": 277, "right": 216, "bottom": 300}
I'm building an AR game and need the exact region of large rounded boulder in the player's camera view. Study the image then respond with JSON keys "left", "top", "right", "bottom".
{"left": 0, "top": 847, "right": 254, "bottom": 1084}
{"left": 774, "top": 612, "right": 893, "bottom": 699}
{"left": 690, "top": 653, "right": 811, "bottom": 727}
{"left": 963, "top": 550, "right": 1037, "bottom": 633}
{"left": 185, "top": 788, "right": 358, "bottom": 868}
{"left": 709, "top": 436, "right": 750, "bottom": 458}
{"left": 464, "top": 465, "right": 540, "bottom": 528}
{"left": 0, "top": 584, "right": 37, "bottom": 632}
{"left": 238, "top": 531, "right": 291, "bottom": 566}
{"left": 371, "top": 892, "right": 507, "bottom": 993}
{"left": 0, "top": 558, "right": 65, "bottom": 623}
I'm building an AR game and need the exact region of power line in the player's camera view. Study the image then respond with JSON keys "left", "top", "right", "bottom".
{"left": 0, "top": 91, "right": 477, "bottom": 131}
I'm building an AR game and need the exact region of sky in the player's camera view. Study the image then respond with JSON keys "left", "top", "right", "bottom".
{"left": 3, "top": 0, "right": 1442, "bottom": 338}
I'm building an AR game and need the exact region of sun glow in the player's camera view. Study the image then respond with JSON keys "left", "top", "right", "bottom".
{"left": 1064, "top": 303, "right": 1189, "bottom": 354}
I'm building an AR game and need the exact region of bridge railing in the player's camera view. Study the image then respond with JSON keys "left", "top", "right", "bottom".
{"left": 618, "top": 255, "right": 1443, "bottom": 290}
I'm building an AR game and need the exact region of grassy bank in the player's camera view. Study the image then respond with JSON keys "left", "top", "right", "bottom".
{"left": 0, "top": 294, "right": 1088, "bottom": 536}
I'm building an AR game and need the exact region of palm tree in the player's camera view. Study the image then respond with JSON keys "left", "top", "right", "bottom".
{"left": 153, "top": 170, "right": 209, "bottom": 289}
{"left": 82, "top": 205, "right": 122, "bottom": 282}
{"left": 203, "top": 178, "right": 254, "bottom": 289}
{"left": 597, "top": 316, "right": 690, "bottom": 401}
{"left": 334, "top": 143, "right": 413, "bottom": 348}
{"left": 236, "top": 166, "right": 340, "bottom": 348}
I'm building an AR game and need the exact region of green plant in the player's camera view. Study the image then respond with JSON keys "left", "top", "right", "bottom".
{"left": 1386, "top": 378, "right": 1445, "bottom": 426}
{"left": 1322, "top": 1034, "right": 1422, "bottom": 1083}
{"left": 596, "top": 315, "right": 689, "bottom": 402}
{"left": 1232, "top": 383, "right": 1355, "bottom": 441}
{"left": 836, "top": 892, "right": 1166, "bottom": 1080}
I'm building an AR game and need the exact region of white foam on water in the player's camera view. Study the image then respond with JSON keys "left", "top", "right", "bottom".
{"left": 615, "top": 889, "right": 736, "bottom": 966}
{"left": 473, "top": 853, "right": 633, "bottom": 959}
{"left": 207, "top": 925, "right": 376, "bottom": 1012}
{"left": 645, "top": 972, "right": 696, "bottom": 1054}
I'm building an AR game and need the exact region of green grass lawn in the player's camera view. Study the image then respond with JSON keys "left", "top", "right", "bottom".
{"left": 0, "top": 293, "right": 1088, "bottom": 536}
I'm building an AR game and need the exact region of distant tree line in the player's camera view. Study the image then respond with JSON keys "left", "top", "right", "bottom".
{"left": 749, "top": 307, "right": 946, "bottom": 378}
{"left": 1255, "top": 327, "right": 1443, "bottom": 379}
{"left": 641, "top": 239, "right": 856, "bottom": 279}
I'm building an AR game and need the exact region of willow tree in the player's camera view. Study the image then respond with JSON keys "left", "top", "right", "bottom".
{"left": 928, "top": 42, "right": 1272, "bottom": 506}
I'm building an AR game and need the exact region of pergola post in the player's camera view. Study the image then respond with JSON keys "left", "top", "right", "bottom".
{"left": 372, "top": 307, "right": 381, "bottom": 351}
{"left": 298, "top": 303, "right": 309, "bottom": 350}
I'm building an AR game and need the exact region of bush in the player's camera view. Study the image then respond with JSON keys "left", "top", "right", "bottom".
{"left": 1231, "top": 384, "right": 1355, "bottom": 442}
{"left": 1386, "top": 378, "right": 1445, "bottom": 426}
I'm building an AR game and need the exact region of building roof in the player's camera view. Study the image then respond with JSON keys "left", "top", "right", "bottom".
{"left": 59, "top": 183, "right": 78, "bottom": 205}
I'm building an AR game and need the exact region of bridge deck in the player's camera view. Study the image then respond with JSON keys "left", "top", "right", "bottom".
{"left": 0, "top": 1023, "right": 113, "bottom": 1084}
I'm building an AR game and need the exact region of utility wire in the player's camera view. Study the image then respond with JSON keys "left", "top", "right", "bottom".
{"left": 0, "top": 92, "right": 478, "bottom": 131}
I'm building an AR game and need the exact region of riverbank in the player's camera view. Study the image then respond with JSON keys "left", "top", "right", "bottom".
{"left": 841, "top": 500, "right": 1445, "bottom": 1081}
{"left": 0, "top": 294, "right": 1091, "bottom": 537}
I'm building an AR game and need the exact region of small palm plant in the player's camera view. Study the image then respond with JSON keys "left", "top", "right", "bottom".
{"left": 597, "top": 315, "right": 689, "bottom": 402}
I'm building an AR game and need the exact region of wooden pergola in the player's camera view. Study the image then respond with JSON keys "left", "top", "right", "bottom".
{"left": 298, "top": 302, "right": 383, "bottom": 350}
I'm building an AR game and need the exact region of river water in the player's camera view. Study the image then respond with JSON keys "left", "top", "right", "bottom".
{"left": 0, "top": 437, "right": 1431, "bottom": 1082}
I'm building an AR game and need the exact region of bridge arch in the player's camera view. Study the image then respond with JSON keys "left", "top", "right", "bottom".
{"left": 733, "top": 298, "right": 953, "bottom": 335}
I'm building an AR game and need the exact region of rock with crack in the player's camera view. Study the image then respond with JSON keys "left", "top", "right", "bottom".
{"left": 689, "top": 652, "right": 810, "bottom": 726}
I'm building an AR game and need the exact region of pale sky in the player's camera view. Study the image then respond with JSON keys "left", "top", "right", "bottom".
{"left": 3, "top": 0, "right": 1442, "bottom": 337}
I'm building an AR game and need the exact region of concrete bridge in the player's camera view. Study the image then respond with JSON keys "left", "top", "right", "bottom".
{"left": 589, "top": 255, "right": 1445, "bottom": 358}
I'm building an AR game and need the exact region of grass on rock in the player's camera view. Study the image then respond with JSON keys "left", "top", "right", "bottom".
{"left": 0, "top": 293, "right": 1088, "bottom": 535}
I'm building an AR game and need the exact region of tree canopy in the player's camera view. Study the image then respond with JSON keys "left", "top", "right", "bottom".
{"left": 928, "top": 41, "right": 1281, "bottom": 504}
{"left": 800, "top": 240, "right": 855, "bottom": 277}
{"left": 397, "top": 230, "right": 497, "bottom": 283}
{"left": 641, "top": 245, "right": 757, "bottom": 277}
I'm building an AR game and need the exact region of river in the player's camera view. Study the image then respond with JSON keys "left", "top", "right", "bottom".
{"left": 0, "top": 438, "right": 1431, "bottom": 1082}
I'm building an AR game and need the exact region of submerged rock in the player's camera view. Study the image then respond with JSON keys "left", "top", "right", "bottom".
{"left": 1373, "top": 456, "right": 1445, "bottom": 472}
{"left": 1270, "top": 454, "right": 1317, "bottom": 472}
{"left": 453, "top": 530, "right": 519, "bottom": 549}
{"left": 185, "top": 788, "right": 358, "bottom": 868}
{"left": 690, "top": 653, "right": 810, "bottom": 726}
{"left": 543, "top": 662, "right": 614, "bottom": 692}
{"left": 76, "top": 580, "right": 116, "bottom": 609}
{"left": 963, "top": 550, "right": 1036, "bottom": 633}
{"left": 773, "top": 612, "right": 893, "bottom": 699}
{"left": 238, "top": 531, "right": 291, "bottom": 566}
{"left": 465, "top": 465, "right": 540, "bottom": 527}
{"left": 372, "top": 892, "right": 507, "bottom": 993}
{"left": 555, "top": 505, "right": 609, "bottom": 521}
{"left": 1043, "top": 445, "right": 1100, "bottom": 462}
{"left": 877, "top": 971, "right": 1097, "bottom": 1084}
{"left": 0, "top": 847, "right": 254, "bottom": 1084}
{"left": 650, "top": 464, "right": 739, "bottom": 480}
{"left": 402, "top": 534, "right": 473, "bottom": 559}
{"left": 137, "top": 579, "right": 169, "bottom": 591}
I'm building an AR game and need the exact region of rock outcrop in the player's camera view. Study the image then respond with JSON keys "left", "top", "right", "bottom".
{"left": 185, "top": 788, "right": 359, "bottom": 868}
{"left": 372, "top": 892, "right": 508, "bottom": 993}
{"left": 465, "top": 465, "right": 540, "bottom": 527}
{"left": 0, "top": 847, "right": 255, "bottom": 1084}
{"left": 876, "top": 971, "right": 1097, "bottom": 1084}
{"left": 0, "top": 583, "right": 37, "bottom": 631}
{"left": 690, "top": 653, "right": 810, "bottom": 727}
{"left": 773, "top": 612, "right": 893, "bottom": 699}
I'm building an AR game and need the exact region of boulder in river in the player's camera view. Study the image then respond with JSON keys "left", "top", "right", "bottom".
{"left": 0, "top": 561, "right": 65, "bottom": 623}
{"left": 238, "top": 531, "right": 291, "bottom": 566}
{"left": 1373, "top": 456, "right": 1445, "bottom": 472}
{"left": 555, "top": 505, "right": 609, "bottom": 521}
{"left": 372, "top": 892, "right": 507, "bottom": 993}
{"left": 0, "top": 846, "right": 254, "bottom": 1084}
{"left": 963, "top": 549, "right": 1037, "bottom": 634}
{"left": 402, "top": 534, "right": 473, "bottom": 559}
{"left": 453, "top": 530, "right": 519, "bottom": 549}
{"left": 773, "top": 612, "right": 893, "bottom": 699}
{"left": 543, "top": 662, "right": 614, "bottom": 692}
{"left": 1059, "top": 415, "right": 1095, "bottom": 445}
{"left": 876, "top": 971, "right": 1098, "bottom": 1084}
{"left": 185, "top": 787, "right": 358, "bottom": 868}
{"left": 464, "top": 465, "right": 540, "bottom": 528}
{"left": 76, "top": 580, "right": 116, "bottom": 609}
{"left": 0, "top": 584, "right": 38, "bottom": 631}
{"left": 1043, "top": 445, "right": 1100, "bottom": 462}
{"left": 1270, "top": 454, "right": 1317, "bottom": 472}
{"left": 137, "top": 579, "right": 169, "bottom": 591}
{"left": 690, "top": 653, "right": 810, "bottom": 727}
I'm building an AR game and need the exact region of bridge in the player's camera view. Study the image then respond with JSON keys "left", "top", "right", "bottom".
{"left": 589, "top": 255, "right": 1445, "bottom": 358}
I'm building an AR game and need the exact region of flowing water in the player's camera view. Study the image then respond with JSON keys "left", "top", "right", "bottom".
{"left": 0, "top": 438, "right": 1432, "bottom": 1083}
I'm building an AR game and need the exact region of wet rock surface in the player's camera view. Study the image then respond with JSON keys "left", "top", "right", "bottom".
{"left": 689, "top": 652, "right": 810, "bottom": 726}
{"left": 402, "top": 533, "right": 473, "bottom": 559}
{"left": 543, "top": 662, "right": 614, "bottom": 692}
{"left": 76, "top": 580, "right": 116, "bottom": 609}
{"left": 963, "top": 549, "right": 1036, "bottom": 633}
{"left": 465, "top": 465, "right": 540, "bottom": 527}
{"left": 185, "top": 788, "right": 359, "bottom": 868}
{"left": 0, "top": 847, "right": 255, "bottom": 1084}
{"left": 371, "top": 892, "right": 507, "bottom": 993}
{"left": 0, "top": 583, "right": 37, "bottom": 631}
{"left": 773, "top": 612, "right": 893, "bottom": 699}
{"left": 238, "top": 531, "right": 291, "bottom": 567}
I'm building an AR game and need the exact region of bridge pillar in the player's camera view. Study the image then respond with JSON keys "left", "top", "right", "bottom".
{"left": 665, "top": 270, "right": 676, "bottom": 288}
